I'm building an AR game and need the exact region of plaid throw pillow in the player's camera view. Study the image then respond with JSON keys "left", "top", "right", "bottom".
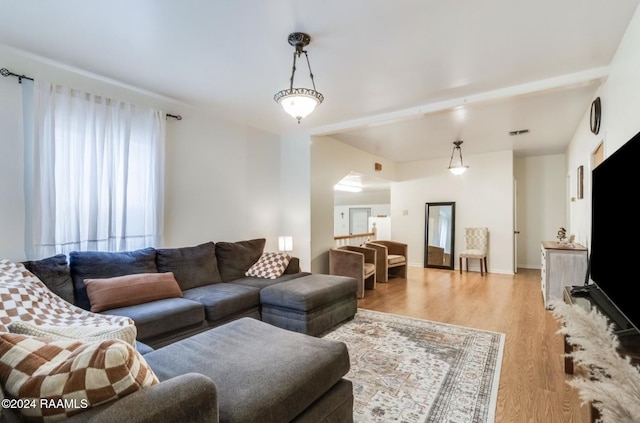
{"left": 245, "top": 252, "right": 290, "bottom": 279}
{"left": 0, "top": 334, "right": 158, "bottom": 421}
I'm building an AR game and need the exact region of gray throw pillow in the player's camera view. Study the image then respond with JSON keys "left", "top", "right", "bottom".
{"left": 22, "top": 254, "right": 74, "bottom": 305}
{"left": 156, "top": 242, "right": 222, "bottom": 290}
{"left": 69, "top": 248, "right": 157, "bottom": 311}
{"left": 215, "top": 238, "right": 266, "bottom": 282}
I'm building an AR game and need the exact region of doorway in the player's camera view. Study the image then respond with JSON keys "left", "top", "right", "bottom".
{"left": 349, "top": 208, "right": 371, "bottom": 235}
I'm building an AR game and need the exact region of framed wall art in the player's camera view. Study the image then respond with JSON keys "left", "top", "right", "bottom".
{"left": 577, "top": 165, "right": 584, "bottom": 199}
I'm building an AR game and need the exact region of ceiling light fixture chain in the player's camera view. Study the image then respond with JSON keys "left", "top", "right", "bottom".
{"left": 287, "top": 45, "right": 300, "bottom": 91}
{"left": 274, "top": 32, "right": 324, "bottom": 123}
{"left": 303, "top": 51, "right": 318, "bottom": 92}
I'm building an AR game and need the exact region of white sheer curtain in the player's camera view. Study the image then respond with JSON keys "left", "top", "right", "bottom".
{"left": 24, "top": 80, "right": 165, "bottom": 259}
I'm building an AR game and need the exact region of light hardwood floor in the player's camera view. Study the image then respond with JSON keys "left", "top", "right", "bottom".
{"left": 357, "top": 266, "right": 591, "bottom": 423}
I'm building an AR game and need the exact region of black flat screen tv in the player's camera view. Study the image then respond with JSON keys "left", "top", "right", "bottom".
{"left": 590, "top": 129, "right": 640, "bottom": 333}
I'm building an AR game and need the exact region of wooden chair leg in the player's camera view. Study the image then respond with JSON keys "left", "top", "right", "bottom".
{"left": 459, "top": 257, "right": 462, "bottom": 274}
{"left": 480, "top": 258, "right": 484, "bottom": 276}
{"left": 484, "top": 257, "right": 488, "bottom": 275}
{"left": 465, "top": 258, "right": 469, "bottom": 272}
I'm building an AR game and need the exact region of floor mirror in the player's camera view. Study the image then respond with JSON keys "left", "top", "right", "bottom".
{"left": 424, "top": 202, "right": 455, "bottom": 269}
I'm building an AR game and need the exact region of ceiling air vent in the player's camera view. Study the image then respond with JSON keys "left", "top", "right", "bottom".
{"left": 509, "top": 129, "right": 529, "bottom": 136}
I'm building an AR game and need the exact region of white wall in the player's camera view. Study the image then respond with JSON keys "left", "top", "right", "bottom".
{"left": 394, "top": 150, "right": 515, "bottom": 274}
{"left": 280, "top": 133, "right": 312, "bottom": 270}
{"left": 514, "top": 155, "right": 567, "bottom": 269}
{"left": 604, "top": 4, "right": 640, "bottom": 154}
{"left": 334, "top": 189, "right": 390, "bottom": 206}
{"left": 369, "top": 216, "right": 391, "bottom": 240}
{"left": 567, "top": 4, "right": 640, "bottom": 254}
{"left": 0, "top": 46, "right": 290, "bottom": 261}
{"left": 164, "top": 110, "right": 283, "bottom": 247}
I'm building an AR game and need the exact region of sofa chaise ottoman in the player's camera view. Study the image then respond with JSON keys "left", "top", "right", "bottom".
{"left": 144, "top": 317, "right": 353, "bottom": 423}
{"left": 260, "top": 274, "right": 358, "bottom": 336}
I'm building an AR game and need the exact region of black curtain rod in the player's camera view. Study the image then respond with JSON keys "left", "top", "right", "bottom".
{"left": 1, "top": 67, "right": 34, "bottom": 83}
{"left": 2, "top": 67, "right": 182, "bottom": 120}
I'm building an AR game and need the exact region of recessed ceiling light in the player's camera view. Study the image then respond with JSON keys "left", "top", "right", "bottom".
{"left": 509, "top": 129, "right": 529, "bottom": 136}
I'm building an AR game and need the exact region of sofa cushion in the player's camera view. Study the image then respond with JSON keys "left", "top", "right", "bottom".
{"left": 22, "top": 254, "right": 74, "bottom": 305}
{"left": 215, "top": 238, "right": 265, "bottom": 282}
{"left": 69, "top": 248, "right": 158, "bottom": 311}
{"left": 155, "top": 242, "right": 222, "bottom": 290}
{"left": 230, "top": 272, "right": 311, "bottom": 290}
{"left": 103, "top": 298, "right": 205, "bottom": 341}
{"left": 245, "top": 252, "right": 290, "bottom": 279}
{"left": 144, "top": 317, "right": 350, "bottom": 423}
{"left": 260, "top": 274, "right": 358, "bottom": 312}
{"left": 84, "top": 272, "right": 183, "bottom": 312}
{"left": 0, "top": 334, "right": 158, "bottom": 421}
{"left": 182, "top": 283, "right": 260, "bottom": 322}
{"left": 135, "top": 340, "right": 154, "bottom": 355}
{"left": 284, "top": 257, "right": 302, "bottom": 274}
{"left": 7, "top": 321, "right": 137, "bottom": 348}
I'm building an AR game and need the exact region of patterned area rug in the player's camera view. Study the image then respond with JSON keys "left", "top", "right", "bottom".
{"left": 322, "top": 309, "right": 504, "bottom": 423}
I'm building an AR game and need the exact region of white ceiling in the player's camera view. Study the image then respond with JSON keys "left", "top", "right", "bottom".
{"left": 1, "top": 0, "right": 638, "bottom": 165}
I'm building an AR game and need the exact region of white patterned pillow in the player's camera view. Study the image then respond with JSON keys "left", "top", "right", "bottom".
{"left": 0, "top": 333, "right": 158, "bottom": 421}
{"left": 245, "top": 252, "right": 291, "bottom": 279}
{"left": 7, "top": 321, "right": 137, "bottom": 348}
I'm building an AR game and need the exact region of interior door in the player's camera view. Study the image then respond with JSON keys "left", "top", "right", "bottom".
{"left": 349, "top": 208, "right": 371, "bottom": 235}
{"left": 514, "top": 179, "right": 518, "bottom": 274}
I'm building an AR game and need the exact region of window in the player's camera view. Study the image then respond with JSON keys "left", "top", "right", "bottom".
{"left": 24, "top": 80, "right": 165, "bottom": 259}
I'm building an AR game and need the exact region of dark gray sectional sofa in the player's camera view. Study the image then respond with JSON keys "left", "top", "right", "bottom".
{"left": 65, "top": 239, "right": 314, "bottom": 348}
{"left": 24, "top": 239, "right": 303, "bottom": 347}
{"left": 9, "top": 238, "right": 358, "bottom": 423}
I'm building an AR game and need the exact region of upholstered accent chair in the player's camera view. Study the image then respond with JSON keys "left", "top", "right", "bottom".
{"left": 329, "top": 246, "right": 376, "bottom": 299}
{"left": 458, "top": 227, "right": 489, "bottom": 275}
{"left": 364, "top": 240, "right": 408, "bottom": 282}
